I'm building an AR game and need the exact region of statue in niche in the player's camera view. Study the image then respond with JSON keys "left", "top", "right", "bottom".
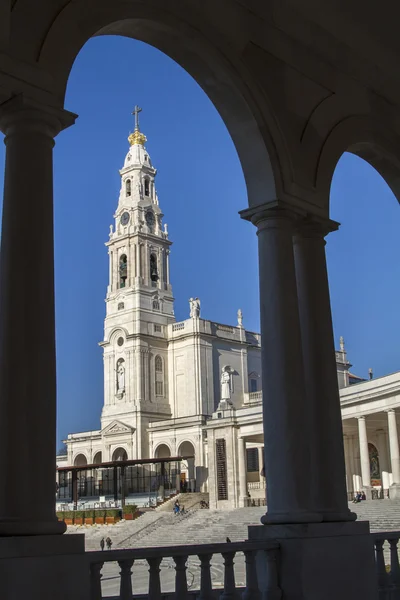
{"left": 220, "top": 366, "right": 232, "bottom": 400}
{"left": 116, "top": 361, "right": 125, "bottom": 394}
{"left": 189, "top": 297, "right": 200, "bottom": 318}
{"left": 137, "top": 181, "right": 143, "bottom": 199}
{"left": 237, "top": 309, "right": 243, "bottom": 327}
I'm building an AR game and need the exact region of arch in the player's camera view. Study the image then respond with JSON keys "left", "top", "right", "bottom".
{"left": 126, "top": 179, "right": 131, "bottom": 196}
{"left": 92, "top": 451, "right": 102, "bottom": 464}
{"left": 112, "top": 447, "right": 128, "bottom": 461}
{"left": 36, "top": 4, "right": 281, "bottom": 208}
{"left": 150, "top": 253, "right": 158, "bottom": 282}
{"left": 178, "top": 440, "right": 196, "bottom": 491}
{"left": 154, "top": 354, "right": 164, "bottom": 396}
{"left": 144, "top": 177, "right": 150, "bottom": 197}
{"left": 316, "top": 116, "right": 400, "bottom": 211}
{"left": 119, "top": 254, "right": 128, "bottom": 288}
{"left": 73, "top": 453, "right": 88, "bottom": 467}
{"left": 154, "top": 443, "right": 171, "bottom": 459}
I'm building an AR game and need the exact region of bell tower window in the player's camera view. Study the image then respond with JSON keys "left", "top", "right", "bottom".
{"left": 155, "top": 355, "right": 164, "bottom": 396}
{"left": 126, "top": 179, "right": 131, "bottom": 196}
{"left": 150, "top": 253, "right": 158, "bottom": 283}
{"left": 144, "top": 178, "right": 150, "bottom": 197}
{"left": 119, "top": 254, "right": 128, "bottom": 288}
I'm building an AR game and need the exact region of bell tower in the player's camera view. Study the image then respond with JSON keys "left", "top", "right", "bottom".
{"left": 100, "top": 107, "right": 174, "bottom": 459}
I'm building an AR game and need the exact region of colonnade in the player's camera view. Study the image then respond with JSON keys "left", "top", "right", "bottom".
{"left": 0, "top": 95, "right": 354, "bottom": 535}
{"left": 355, "top": 409, "right": 400, "bottom": 490}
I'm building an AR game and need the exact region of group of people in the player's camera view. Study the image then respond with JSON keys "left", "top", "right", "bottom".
{"left": 353, "top": 491, "right": 367, "bottom": 503}
{"left": 100, "top": 537, "right": 113, "bottom": 551}
{"left": 173, "top": 499, "right": 185, "bottom": 515}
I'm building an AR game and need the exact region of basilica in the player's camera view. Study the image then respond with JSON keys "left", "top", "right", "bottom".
{"left": 58, "top": 110, "right": 400, "bottom": 510}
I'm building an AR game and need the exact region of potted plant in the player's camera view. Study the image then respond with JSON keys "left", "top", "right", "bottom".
{"left": 74, "top": 510, "right": 84, "bottom": 526}
{"left": 63, "top": 510, "right": 74, "bottom": 526}
{"left": 94, "top": 510, "right": 105, "bottom": 525}
{"left": 105, "top": 508, "right": 120, "bottom": 524}
{"left": 123, "top": 504, "right": 138, "bottom": 520}
{"left": 84, "top": 510, "right": 94, "bottom": 525}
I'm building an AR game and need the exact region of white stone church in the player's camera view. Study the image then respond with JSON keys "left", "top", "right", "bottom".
{"left": 58, "top": 110, "right": 400, "bottom": 509}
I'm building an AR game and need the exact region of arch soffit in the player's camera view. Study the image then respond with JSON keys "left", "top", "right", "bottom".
{"left": 112, "top": 446, "right": 128, "bottom": 460}
{"left": 316, "top": 115, "right": 400, "bottom": 213}
{"left": 154, "top": 442, "right": 172, "bottom": 456}
{"left": 73, "top": 451, "right": 88, "bottom": 465}
{"left": 107, "top": 326, "right": 129, "bottom": 345}
{"left": 35, "top": 1, "right": 287, "bottom": 208}
{"left": 177, "top": 439, "right": 196, "bottom": 456}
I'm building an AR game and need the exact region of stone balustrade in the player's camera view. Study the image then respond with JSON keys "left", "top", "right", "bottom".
{"left": 371, "top": 531, "right": 400, "bottom": 598}
{"left": 88, "top": 539, "right": 281, "bottom": 599}
{"left": 248, "top": 481, "right": 267, "bottom": 490}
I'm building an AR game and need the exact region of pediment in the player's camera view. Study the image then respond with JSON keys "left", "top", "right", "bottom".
{"left": 102, "top": 420, "right": 134, "bottom": 436}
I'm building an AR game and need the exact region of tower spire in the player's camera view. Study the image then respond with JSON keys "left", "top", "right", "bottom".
{"left": 132, "top": 105, "right": 142, "bottom": 131}
{"left": 128, "top": 105, "right": 147, "bottom": 147}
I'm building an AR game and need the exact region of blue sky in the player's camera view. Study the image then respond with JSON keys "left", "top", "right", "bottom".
{"left": 1, "top": 36, "right": 399, "bottom": 447}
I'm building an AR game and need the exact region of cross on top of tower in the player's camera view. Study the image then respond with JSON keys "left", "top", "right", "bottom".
{"left": 128, "top": 105, "right": 147, "bottom": 147}
{"left": 132, "top": 105, "right": 142, "bottom": 131}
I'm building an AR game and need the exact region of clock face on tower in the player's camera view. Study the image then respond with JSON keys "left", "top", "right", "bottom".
{"left": 120, "top": 212, "right": 130, "bottom": 226}
{"left": 146, "top": 211, "right": 155, "bottom": 228}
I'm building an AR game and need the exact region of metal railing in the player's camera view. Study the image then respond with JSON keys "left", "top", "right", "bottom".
{"left": 371, "top": 531, "right": 400, "bottom": 599}
{"left": 88, "top": 540, "right": 281, "bottom": 600}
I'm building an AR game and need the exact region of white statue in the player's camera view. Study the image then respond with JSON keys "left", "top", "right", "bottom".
{"left": 189, "top": 297, "right": 200, "bottom": 318}
{"left": 109, "top": 224, "right": 113, "bottom": 237}
{"left": 340, "top": 336, "right": 345, "bottom": 352}
{"left": 220, "top": 366, "right": 231, "bottom": 400}
{"left": 164, "top": 223, "right": 168, "bottom": 236}
{"left": 137, "top": 180, "right": 143, "bottom": 199}
{"left": 237, "top": 308, "right": 243, "bottom": 327}
{"left": 117, "top": 362, "right": 125, "bottom": 393}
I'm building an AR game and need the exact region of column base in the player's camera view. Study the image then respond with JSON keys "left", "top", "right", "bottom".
{"left": 321, "top": 508, "right": 357, "bottom": 522}
{"left": 261, "top": 510, "right": 323, "bottom": 524}
{"left": 248, "top": 521, "right": 377, "bottom": 600}
{"left": 0, "top": 518, "right": 66, "bottom": 536}
{"left": 0, "top": 533, "right": 90, "bottom": 600}
{"left": 389, "top": 483, "right": 400, "bottom": 499}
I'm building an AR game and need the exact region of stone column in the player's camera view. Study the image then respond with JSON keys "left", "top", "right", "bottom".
{"left": 258, "top": 446, "right": 266, "bottom": 487}
{"left": 358, "top": 416, "right": 371, "bottom": 489}
{"left": 241, "top": 205, "right": 320, "bottom": 524}
{"left": 387, "top": 409, "right": 400, "bottom": 493}
{"left": 0, "top": 96, "right": 76, "bottom": 535}
{"left": 293, "top": 218, "right": 354, "bottom": 521}
{"left": 238, "top": 437, "right": 247, "bottom": 506}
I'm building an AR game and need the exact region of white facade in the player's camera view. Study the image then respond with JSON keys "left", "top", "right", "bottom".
{"left": 62, "top": 118, "right": 400, "bottom": 509}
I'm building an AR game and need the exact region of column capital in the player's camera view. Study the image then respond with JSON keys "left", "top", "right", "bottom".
{"left": 240, "top": 200, "right": 303, "bottom": 229}
{"left": 357, "top": 415, "right": 367, "bottom": 421}
{"left": 0, "top": 94, "right": 77, "bottom": 138}
{"left": 386, "top": 408, "right": 396, "bottom": 414}
{"left": 293, "top": 215, "right": 340, "bottom": 239}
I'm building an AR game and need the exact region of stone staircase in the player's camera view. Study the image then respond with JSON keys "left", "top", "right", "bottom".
{"left": 66, "top": 499, "right": 400, "bottom": 552}
{"left": 155, "top": 492, "right": 209, "bottom": 512}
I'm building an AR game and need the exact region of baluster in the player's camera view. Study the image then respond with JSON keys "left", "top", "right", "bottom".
{"left": 221, "top": 551, "right": 236, "bottom": 600}
{"left": 90, "top": 562, "right": 104, "bottom": 600}
{"left": 242, "top": 549, "right": 261, "bottom": 600}
{"left": 264, "top": 549, "right": 282, "bottom": 600}
{"left": 174, "top": 555, "right": 189, "bottom": 599}
{"left": 118, "top": 559, "right": 134, "bottom": 600}
{"left": 388, "top": 537, "right": 400, "bottom": 587}
{"left": 198, "top": 553, "right": 214, "bottom": 600}
{"left": 147, "top": 557, "right": 162, "bottom": 600}
{"left": 375, "top": 539, "right": 390, "bottom": 591}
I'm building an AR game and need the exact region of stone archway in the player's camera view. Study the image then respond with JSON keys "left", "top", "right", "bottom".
{"left": 112, "top": 447, "right": 128, "bottom": 462}
{"left": 155, "top": 444, "right": 171, "bottom": 459}
{"left": 178, "top": 441, "right": 196, "bottom": 492}
{"left": 73, "top": 453, "right": 87, "bottom": 467}
{"left": 92, "top": 451, "right": 102, "bottom": 464}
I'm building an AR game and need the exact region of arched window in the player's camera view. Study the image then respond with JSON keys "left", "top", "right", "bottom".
{"left": 155, "top": 355, "right": 163, "bottom": 373}
{"left": 126, "top": 179, "right": 131, "bottom": 196}
{"left": 144, "top": 178, "right": 150, "bottom": 196}
{"left": 150, "top": 253, "right": 158, "bottom": 282}
{"left": 155, "top": 355, "right": 164, "bottom": 396}
{"left": 119, "top": 254, "right": 127, "bottom": 288}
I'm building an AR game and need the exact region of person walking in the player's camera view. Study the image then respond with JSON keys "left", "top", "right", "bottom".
{"left": 106, "top": 536, "right": 112, "bottom": 550}
{"left": 100, "top": 538, "right": 105, "bottom": 551}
